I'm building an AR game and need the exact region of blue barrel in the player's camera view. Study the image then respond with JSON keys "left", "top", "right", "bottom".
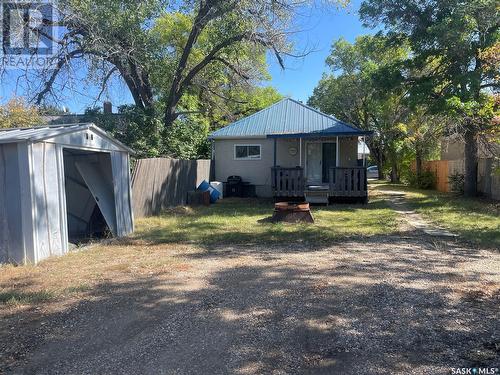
{"left": 197, "top": 180, "right": 211, "bottom": 192}
{"left": 198, "top": 180, "right": 220, "bottom": 203}
{"left": 209, "top": 188, "right": 220, "bottom": 203}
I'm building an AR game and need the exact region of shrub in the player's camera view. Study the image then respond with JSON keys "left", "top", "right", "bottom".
{"left": 409, "top": 170, "right": 437, "bottom": 190}
{"left": 449, "top": 172, "right": 465, "bottom": 193}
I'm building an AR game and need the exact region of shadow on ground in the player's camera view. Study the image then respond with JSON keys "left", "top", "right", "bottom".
{"left": 1, "top": 236, "right": 498, "bottom": 374}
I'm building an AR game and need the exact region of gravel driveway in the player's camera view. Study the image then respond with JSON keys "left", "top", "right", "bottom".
{"left": 2, "top": 234, "right": 500, "bottom": 374}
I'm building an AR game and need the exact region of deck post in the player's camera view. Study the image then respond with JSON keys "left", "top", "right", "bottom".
{"left": 273, "top": 138, "right": 277, "bottom": 168}
{"left": 336, "top": 136, "right": 340, "bottom": 167}
{"left": 362, "top": 136, "right": 367, "bottom": 167}
{"left": 299, "top": 138, "right": 302, "bottom": 167}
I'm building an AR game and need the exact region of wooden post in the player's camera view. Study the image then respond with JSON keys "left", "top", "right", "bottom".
{"left": 362, "top": 136, "right": 366, "bottom": 167}
{"left": 299, "top": 138, "right": 302, "bottom": 167}
{"left": 336, "top": 136, "right": 340, "bottom": 167}
{"left": 273, "top": 138, "right": 277, "bottom": 168}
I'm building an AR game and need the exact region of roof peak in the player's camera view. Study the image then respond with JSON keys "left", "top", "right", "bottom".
{"left": 209, "top": 97, "right": 368, "bottom": 139}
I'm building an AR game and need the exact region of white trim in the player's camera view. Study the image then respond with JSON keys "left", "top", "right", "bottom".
{"left": 234, "top": 144, "right": 262, "bottom": 160}
{"left": 209, "top": 136, "right": 267, "bottom": 140}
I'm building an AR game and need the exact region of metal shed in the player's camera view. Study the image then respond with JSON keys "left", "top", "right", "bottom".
{"left": 0, "top": 123, "right": 134, "bottom": 264}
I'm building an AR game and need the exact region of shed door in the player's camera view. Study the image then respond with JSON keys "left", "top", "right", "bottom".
{"left": 75, "top": 161, "right": 117, "bottom": 236}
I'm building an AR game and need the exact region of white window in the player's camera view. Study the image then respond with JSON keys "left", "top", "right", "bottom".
{"left": 234, "top": 144, "right": 261, "bottom": 160}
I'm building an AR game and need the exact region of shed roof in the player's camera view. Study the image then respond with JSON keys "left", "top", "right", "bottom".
{"left": 209, "top": 98, "right": 372, "bottom": 139}
{"left": 0, "top": 123, "right": 134, "bottom": 153}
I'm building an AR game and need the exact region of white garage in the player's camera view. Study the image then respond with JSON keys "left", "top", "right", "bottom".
{"left": 0, "top": 123, "right": 134, "bottom": 264}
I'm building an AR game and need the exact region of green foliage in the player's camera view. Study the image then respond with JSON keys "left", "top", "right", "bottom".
{"left": 308, "top": 34, "right": 416, "bottom": 182}
{"left": 408, "top": 171, "right": 436, "bottom": 190}
{"left": 163, "top": 117, "right": 211, "bottom": 160}
{"left": 448, "top": 172, "right": 465, "bottom": 194}
{"left": 360, "top": 0, "right": 500, "bottom": 193}
{"left": 83, "top": 86, "right": 280, "bottom": 160}
{"left": 0, "top": 98, "right": 41, "bottom": 129}
{"left": 83, "top": 105, "right": 163, "bottom": 159}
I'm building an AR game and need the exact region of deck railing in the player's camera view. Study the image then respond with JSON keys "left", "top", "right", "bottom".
{"left": 329, "top": 167, "right": 367, "bottom": 197}
{"left": 272, "top": 166, "right": 367, "bottom": 198}
{"left": 272, "top": 167, "right": 305, "bottom": 197}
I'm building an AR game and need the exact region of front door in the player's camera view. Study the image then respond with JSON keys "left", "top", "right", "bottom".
{"left": 306, "top": 143, "right": 322, "bottom": 184}
{"left": 322, "top": 143, "right": 337, "bottom": 183}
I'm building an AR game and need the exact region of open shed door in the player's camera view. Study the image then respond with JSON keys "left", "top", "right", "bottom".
{"left": 75, "top": 161, "right": 117, "bottom": 236}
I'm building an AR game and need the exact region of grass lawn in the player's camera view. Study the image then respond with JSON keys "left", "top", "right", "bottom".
{"left": 374, "top": 182, "right": 500, "bottom": 248}
{"left": 0, "top": 196, "right": 398, "bottom": 307}
{"left": 133, "top": 196, "right": 398, "bottom": 246}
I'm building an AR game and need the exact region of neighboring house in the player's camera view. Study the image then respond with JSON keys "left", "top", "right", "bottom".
{"left": 441, "top": 134, "right": 499, "bottom": 160}
{"left": 420, "top": 134, "right": 500, "bottom": 199}
{"left": 209, "top": 98, "right": 372, "bottom": 203}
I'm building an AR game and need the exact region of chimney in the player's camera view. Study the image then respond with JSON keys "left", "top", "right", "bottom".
{"left": 103, "top": 101, "right": 113, "bottom": 114}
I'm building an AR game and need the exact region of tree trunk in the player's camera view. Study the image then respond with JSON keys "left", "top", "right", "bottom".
{"left": 377, "top": 159, "right": 385, "bottom": 180}
{"left": 390, "top": 156, "right": 400, "bottom": 183}
{"left": 415, "top": 146, "right": 423, "bottom": 180}
{"left": 463, "top": 123, "right": 478, "bottom": 197}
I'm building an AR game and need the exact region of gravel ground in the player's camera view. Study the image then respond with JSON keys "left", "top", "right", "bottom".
{"left": 1, "top": 233, "right": 499, "bottom": 375}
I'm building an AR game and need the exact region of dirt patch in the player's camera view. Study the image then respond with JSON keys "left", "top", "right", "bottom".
{"left": 1, "top": 234, "right": 499, "bottom": 374}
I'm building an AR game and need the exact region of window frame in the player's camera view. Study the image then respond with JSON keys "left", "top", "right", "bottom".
{"left": 234, "top": 144, "right": 262, "bottom": 161}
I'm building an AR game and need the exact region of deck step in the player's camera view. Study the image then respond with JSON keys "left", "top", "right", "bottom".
{"left": 304, "top": 191, "right": 329, "bottom": 205}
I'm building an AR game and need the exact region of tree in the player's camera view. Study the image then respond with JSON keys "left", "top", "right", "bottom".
{"left": 405, "top": 108, "right": 445, "bottom": 179}
{"left": 360, "top": 0, "right": 500, "bottom": 196}
{"left": 28, "top": 0, "right": 341, "bottom": 127}
{"left": 0, "top": 98, "right": 41, "bottom": 129}
{"left": 308, "top": 35, "right": 411, "bottom": 181}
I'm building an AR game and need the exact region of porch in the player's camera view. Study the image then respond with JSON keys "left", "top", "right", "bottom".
{"left": 270, "top": 134, "right": 369, "bottom": 202}
{"left": 271, "top": 166, "right": 368, "bottom": 202}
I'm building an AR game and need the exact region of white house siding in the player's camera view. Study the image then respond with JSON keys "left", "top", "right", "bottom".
{"left": 214, "top": 137, "right": 360, "bottom": 197}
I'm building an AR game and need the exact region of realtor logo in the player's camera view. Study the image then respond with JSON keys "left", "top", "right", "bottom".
{"left": 1, "top": 0, "right": 59, "bottom": 69}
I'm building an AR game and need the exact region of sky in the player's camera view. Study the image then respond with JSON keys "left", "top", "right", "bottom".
{"left": 269, "top": 0, "right": 372, "bottom": 103}
{"left": 0, "top": 0, "right": 373, "bottom": 113}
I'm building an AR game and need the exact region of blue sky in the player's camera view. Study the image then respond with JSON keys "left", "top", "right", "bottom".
{"left": 269, "top": 0, "right": 372, "bottom": 102}
{"left": 0, "top": 0, "right": 372, "bottom": 113}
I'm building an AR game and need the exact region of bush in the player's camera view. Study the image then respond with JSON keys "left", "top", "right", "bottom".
{"left": 409, "top": 170, "right": 437, "bottom": 190}
{"left": 448, "top": 172, "right": 465, "bottom": 193}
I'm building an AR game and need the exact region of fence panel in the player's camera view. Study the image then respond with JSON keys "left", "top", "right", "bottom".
{"left": 132, "top": 158, "right": 212, "bottom": 218}
{"left": 415, "top": 158, "right": 498, "bottom": 200}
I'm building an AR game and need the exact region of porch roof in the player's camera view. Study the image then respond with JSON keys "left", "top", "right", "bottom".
{"left": 209, "top": 98, "right": 372, "bottom": 139}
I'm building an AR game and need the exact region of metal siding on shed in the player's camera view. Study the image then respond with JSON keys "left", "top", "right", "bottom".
{"left": 0, "top": 143, "right": 25, "bottom": 264}
{"left": 75, "top": 157, "right": 118, "bottom": 236}
{"left": 43, "top": 130, "right": 124, "bottom": 152}
{"left": 0, "top": 124, "right": 135, "bottom": 264}
{"left": 31, "top": 143, "right": 65, "bottom": 262}
{"left": 111, "top": 151, "right": 133, "bottom": 236}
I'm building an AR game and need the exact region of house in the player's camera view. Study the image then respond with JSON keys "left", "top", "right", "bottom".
{"left": 0, "top": 123, "right": 134, "bottom": 265}
{"left": 209, "top": 98, "right": 372, "bottom": 203}
{"left": 441, "top": 134, "right": 499, "bottom": 160}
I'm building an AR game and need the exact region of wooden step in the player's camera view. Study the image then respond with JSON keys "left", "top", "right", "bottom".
{"left": 304, "top": 191, "right": 329, "bottom": 205}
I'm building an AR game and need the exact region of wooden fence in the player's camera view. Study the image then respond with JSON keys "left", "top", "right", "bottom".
{"left": 131, "top": 158, "right": 212, "bottom": 218}
{"left": 416, "top": 158, "right": 499, "bottom": 200}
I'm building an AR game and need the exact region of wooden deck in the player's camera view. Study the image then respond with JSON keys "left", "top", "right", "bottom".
{"left": 272, "top": 166, "right": 368, "bottom": 199}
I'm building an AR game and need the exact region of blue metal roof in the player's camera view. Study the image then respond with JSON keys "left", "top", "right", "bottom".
{"left": 209, "top": 98, "right": 371, "bottom": 139}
